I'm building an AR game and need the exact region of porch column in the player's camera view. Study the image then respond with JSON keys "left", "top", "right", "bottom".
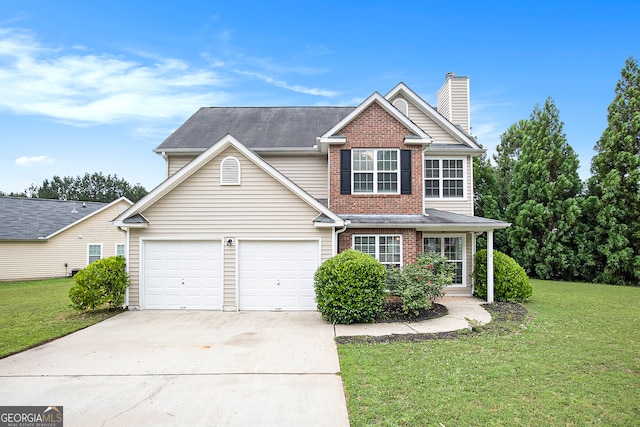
{"left": 487, "top": 229, "right": 494, "bottom": 303}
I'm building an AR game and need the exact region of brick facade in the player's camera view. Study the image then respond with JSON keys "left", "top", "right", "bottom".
{"left": 328, "top": 102, "right": 424, "bottom": 215}
{"left": 338, "top": 228, "right": 423, "bottom": 265}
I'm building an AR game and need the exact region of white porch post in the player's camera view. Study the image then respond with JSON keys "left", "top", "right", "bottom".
{"left": 487, "top": 230, "right": 494, "bottom": 303}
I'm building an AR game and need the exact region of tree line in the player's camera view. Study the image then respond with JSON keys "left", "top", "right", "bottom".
{"left": 1, "top": 172, "right": 148, "bottom": 203}
{"left": 475, "top": 56, "right": 640, "bottom": 286}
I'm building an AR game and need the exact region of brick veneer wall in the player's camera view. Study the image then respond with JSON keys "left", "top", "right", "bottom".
{"left": 339, "top": 228, "right": 423, "bottom": 265}
{"left": 328, "top": 102, "right": 424, "bottom": 214}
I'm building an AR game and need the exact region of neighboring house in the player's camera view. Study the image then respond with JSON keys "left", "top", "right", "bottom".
{"left": 114, "top": 74, "right": 509, "bottom": 311}
{"left": 0, "top": 197, "right": 132, "bottom": 281}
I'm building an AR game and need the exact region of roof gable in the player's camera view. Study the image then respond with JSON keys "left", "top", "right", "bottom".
{"left": 317, "top": 92, "right": 432, "bottom": 151}
{"left": 0, "top": 197, "right": 131, "bottom": 241}
{"left": 116, "top": 134, "right": 344, "bottom": 227}
{"left": 385, "top": 83, "right": 483, "bottom": 152}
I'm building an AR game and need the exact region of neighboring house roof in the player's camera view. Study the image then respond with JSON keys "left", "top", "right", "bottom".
{"left": 116, "top": 134, "right": 345, "bottom": 228}
{"left": 0, "top": 197, "right": 131, "bottom": 241}
{"left": 154, "top": 107, "right": 356, "bottom": 154}
{"left": 340, "top": 209, "right": 510, "bottom": 231}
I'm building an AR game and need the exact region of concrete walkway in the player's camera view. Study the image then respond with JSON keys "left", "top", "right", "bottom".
{"left": 334, "top": 296, "right": 491, "bottom": 337}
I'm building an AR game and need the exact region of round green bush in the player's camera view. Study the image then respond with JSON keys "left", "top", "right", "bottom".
{"left": 314, "top": 249, "right": 387, "bottom": 324}
{"left": 474, "top": 249, "right": 532, "bottom": 302}
{"left": 69, "top": 256, "right": 129, "bottom": 310}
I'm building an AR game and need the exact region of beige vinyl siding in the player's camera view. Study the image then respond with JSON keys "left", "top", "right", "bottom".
{"left": 423, "top": 155, "right": 474, "bottom": 216}
{"left": 405, "top": 101, "right": 464, "bottom": 145}
{"left": 436, "top": 77, "right": 470, "bottom": 134}
{"left": 167, "top": 154, "right": 197, "bottom": 176}
{"left": 0, "top": 202, "right": 129, "bottom": 281}
{"left": 127, "top": 146, "right": 333, "bottom": 309}
{"left": 223, "top": 240, "right": 236, "bottom": 310}
{"left": 260, "top": 154, "right": 328, "bottom": 199}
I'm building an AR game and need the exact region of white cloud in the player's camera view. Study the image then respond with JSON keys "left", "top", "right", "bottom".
{"left": 15, "top": 155, "right": 54, "bottom": 166}
{"left": 0, "top": 28, "right": 231, "bottom": 125}
{"left": 236, "top": 70, "right": 339, "bottom": 97}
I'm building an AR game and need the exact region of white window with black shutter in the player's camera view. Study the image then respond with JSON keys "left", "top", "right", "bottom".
{"left": 340, "top": 149, "right": 412, "bottom": 195}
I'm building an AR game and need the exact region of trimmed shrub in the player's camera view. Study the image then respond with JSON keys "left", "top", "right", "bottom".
{"left": 474, "top": 249, "right": 532, "bottom": 302}
{"left": 69, "top": 256, "right": 129, "bottom": 310}
{"left": 314, "top": 249, "right": 387, "bottom": 324}
{"left": 387, "top": 252, "right": 455, "bottom": 317}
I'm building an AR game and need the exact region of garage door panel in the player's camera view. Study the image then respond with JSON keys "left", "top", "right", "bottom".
{"left": 143, "top": 241, "right": 222, "bottom": 310}
{"left": 238, "top": 241, "right": 319, "bottom": 311}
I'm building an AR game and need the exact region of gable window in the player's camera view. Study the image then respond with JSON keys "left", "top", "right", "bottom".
{"left": 220, "top": 156, "right": 241, "bottom": 185}
{"left": 352, "top": 149, "right": 399, "bottom": 194}
{"left": 423, "top": 235, "right": 464, "bottom": 286}
{"left": 88, "top": 244, "right": 102, "bottom": 264}
{"left": 353, "top": 235, "right": 402, "bottom": 267}
{"left": 424, "top": 158, "right": 465, "bottom": 198}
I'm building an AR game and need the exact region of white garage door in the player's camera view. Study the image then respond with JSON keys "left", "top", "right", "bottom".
{"left": 238, "top": 240, "right": 319, "bottom": 311}
{"left": 143, "top": 240, "right": 223, "bottom": 310}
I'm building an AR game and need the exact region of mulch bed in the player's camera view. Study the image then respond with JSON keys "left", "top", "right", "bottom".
{"left": 335, "top": 301, "right": 529, "bottom": 344}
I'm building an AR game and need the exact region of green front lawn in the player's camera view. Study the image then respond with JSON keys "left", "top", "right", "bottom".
{"left": 0, "top": 278, "right": 119, "bottom": 358}
{"left": 338, "top": 279, "right": 640, "bottom": 426}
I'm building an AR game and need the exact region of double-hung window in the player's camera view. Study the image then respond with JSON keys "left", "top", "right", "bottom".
{"left": 353, "top": 149, "right": 399, "bottom": 194}
{"left": 353, "top": 235, "right": 402, "bottom": 267}
{"left": 88, "top": 244, "right": 102, "bottom": 264}
{"left": 423, "top": 236, "right": 464, "bottom": 286}
{"left": 424, "top": 158, "right": 465, "bottom": 198}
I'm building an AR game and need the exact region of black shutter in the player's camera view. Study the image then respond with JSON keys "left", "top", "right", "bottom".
{"left": 340, "top": 149, "right": 351, "bottom": 194}
{"left": 400, "top": 149, "right": 412, "bottom": 194}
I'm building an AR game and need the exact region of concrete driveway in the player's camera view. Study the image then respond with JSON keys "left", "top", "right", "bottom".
{"left": 0, "top": 311, "right": 349, "bottom": 426}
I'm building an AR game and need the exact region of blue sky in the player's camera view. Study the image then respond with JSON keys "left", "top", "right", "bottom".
{"left": 1, "top": 1, "right": 638, "bottom": 194}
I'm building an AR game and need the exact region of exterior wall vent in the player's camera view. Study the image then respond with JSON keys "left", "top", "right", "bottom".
{"left": 220, "top": 156, "right": 241, "bottom": 185}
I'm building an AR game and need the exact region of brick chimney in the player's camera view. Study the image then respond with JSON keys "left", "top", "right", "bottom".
{"left": 437, "top": 72, "right": 470, "bottom": 134}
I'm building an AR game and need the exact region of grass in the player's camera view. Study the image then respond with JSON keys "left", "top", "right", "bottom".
{"left": 338, "top": 279, "right": 640, "bottom": 426}
{"left": 0, "top": 278, "right": 119, "bottom": 358}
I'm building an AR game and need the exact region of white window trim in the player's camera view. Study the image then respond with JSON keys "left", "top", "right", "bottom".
{"left": 87, "top": 243, "right": 103, "bottom": 265}
{"left": 115, "top": 243, "right": 126, "bottom": 258}
{"left": 423, "top": 155, "right": 467, "bottom": 199}
{"left": 352, "top": 148, "right": 400, "bottom": 194}
{"left": 353, "top": 234, "right": 403, "bottom": 267}
{"left": 220, "top": 156, "right": 241, "bottom": 185}
{"left": 423, "top": 234, "right": 466, "bottom": 287}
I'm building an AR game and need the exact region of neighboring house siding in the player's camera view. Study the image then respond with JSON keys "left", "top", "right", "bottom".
{"left": 262, "top": 154, "right": 328, "bottom": 199}
{"left": 0, "top": 202, "right": 128, "bottom": 281}
{"left": 328, "top": 103, "right": 424, "bottom": 214}
{"left": 126, "top": 146, "right": 333, "bottom": 309}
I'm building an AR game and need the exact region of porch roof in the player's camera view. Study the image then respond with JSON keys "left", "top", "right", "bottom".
{"left": 339, "top": 209, "right": 510, "bottom": 231}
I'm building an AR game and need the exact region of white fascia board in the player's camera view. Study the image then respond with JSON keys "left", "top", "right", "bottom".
{"left": 114, "top": 134, "right": 344, "bottom": 227}
{"left": 385, "top": 83, "right": 482, "bottom": 151}
{"left": 47, "top": 196, "right": 133, "bottom": 239}
{"left": 346, "top": 222, "right": 511, "bottom": 231}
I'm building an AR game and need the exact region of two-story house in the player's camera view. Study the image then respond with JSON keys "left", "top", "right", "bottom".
{"left": 114, "top": 74, "right": 509, "bottom": 311}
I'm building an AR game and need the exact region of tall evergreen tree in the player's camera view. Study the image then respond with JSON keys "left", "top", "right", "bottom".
{"left": 587, "top": 56, "right": 640, "bottom": 286}
{"left": 506, "top": 97, "right": 583, "bottom": 280}
{"left": 491, "top": 120, "right": 527, "bottom": 253}
{"left": 473, "top": 152, "right": 501, "bottom": 251}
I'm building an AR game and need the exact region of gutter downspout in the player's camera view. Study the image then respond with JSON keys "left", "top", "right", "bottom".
{"left": 334, "top": 221, "right": 350, "bottom": 256}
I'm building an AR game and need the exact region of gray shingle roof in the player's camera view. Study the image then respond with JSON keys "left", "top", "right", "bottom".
{"left": 0, "top": 197, "right": 109, "bottom": 241}
{"left": 340, "top": 209, "right": 510, "bottom": 229}
{"left": 154, "top": 107, "right": 356, "bottom": 152}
